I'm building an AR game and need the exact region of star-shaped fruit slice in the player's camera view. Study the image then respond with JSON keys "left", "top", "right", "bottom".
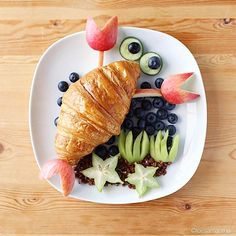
{"left": 81, "top": 153, "right": 122, "bottom": 192}
{"left": 126, "top": 163, "right": 160, "bottom": 197}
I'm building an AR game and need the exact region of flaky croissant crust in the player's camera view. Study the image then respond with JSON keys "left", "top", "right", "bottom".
{"left": 55, "top": 61, "right": 140, "bottom": 165}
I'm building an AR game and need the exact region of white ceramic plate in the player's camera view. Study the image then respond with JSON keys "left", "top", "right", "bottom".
{"left": 29, "top": 27, "right": 207, "bottom": 204}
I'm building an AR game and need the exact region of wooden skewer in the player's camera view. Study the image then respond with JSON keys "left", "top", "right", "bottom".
{"left": 98, "top": 51, "right": 104, "bottom": 67}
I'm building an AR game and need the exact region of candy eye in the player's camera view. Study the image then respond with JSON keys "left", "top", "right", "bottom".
{"left": 119, "top": 37, "right": 143, "bottom": 61}
{"left": 139, "top": 52, "right": 163, "bottom": 75}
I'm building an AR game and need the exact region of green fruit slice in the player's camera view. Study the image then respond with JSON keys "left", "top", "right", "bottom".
{"left": 118, "top": 130, "right": 126, "bottom": 159}
{"left": 168, "top": 134, "right": 180, "bottom": 162}
{"left": 139, "top": 52, "right": 163, "bottom": 76}
{"left": 140, "top": 131, "right": 150, "bottom": 161}
{"left": 160, "top": 130, "right": 169, "bottom": 162}
{"left": 82, "top": 154, "right": 122, "bottom": 192}
{"left": 119, "top": 37, "right": 143, "bottom": 61}
{"left": 150, "top": 135, "right": 156, "bottom": 160}
{"left": 133, "top": 131, "right": 143, "bottom": 162}
{"left": 125, "top": 131, "right": 134, "bottom": 163}
{"left": 153, "top": 131, "right": 162, "bottom": 161}
{"left": 125, "top": 163, "right": 159, "bottom": 197}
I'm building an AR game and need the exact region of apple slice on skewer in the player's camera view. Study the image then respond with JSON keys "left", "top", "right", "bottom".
{"left": 86, "top": 16, "right": 118, "bottom": 67}
{"left": 161, "top": 72, "right": 200, "bottom": 104}
{"left": 134, "top": 73, "right": 200, "bottom": 104}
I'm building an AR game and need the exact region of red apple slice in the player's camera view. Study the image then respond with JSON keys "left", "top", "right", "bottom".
{"left": 161, "top": 72, "right": 200, "bottom": 104}
{"left": 86, "top": 16, "right": 118, "bottom": 51}
{"left": 40, "top": 159, "right": 75, "bottom": 196}
{"left": 133, "top": 89, "right": 162, "bottom": 98}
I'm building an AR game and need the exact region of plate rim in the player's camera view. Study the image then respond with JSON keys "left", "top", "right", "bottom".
{"left": 29, "top": 26, "right": 207, "bottom": 204}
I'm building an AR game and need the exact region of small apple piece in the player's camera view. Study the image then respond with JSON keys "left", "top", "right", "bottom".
{"left": 86, "top": 16, "right": 118, "bottom": 51}
{"left": 160, "top": 130, "right": 169, "bottom": 162}
{"left": 140, "top": 131, "right": 150, "bottom": 161}
{"left": 150, "top": 135, "right": 156, "bottom": 161}
{"left": 118, "top": 129, "right": 127, "bottom": 159}
{"left": 153, "top": 130, "right": 162, "bottom": 161}
{"left": 133, "top": 88, "right": 162, "bottom": 98}
{"left": 133, "top": 131, "right": 143, "bottom": 162}
{"left": 39, "top": 159, "right": 75, "bottom": 196}
{"left": 125, "top": 131, "right": 134, "bottom": 163}
{"left": 161, "top": 72, "right": 200, "bottom": 104}
{"left": 168, "top": 134, "right": 180, "bottom": 162}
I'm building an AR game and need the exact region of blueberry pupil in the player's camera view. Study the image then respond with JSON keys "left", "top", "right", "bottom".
{"left": 148, "top": 56, "right": 161, "bottom": 69}
{"left": 128, "top": 42, "right": 141, "bottom": 54}
{"left": 155, "top": 78, "right": 164, "bottom": 88}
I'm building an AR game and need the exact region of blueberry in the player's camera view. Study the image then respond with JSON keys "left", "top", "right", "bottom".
{"left": 132, "top": 127, "right": 142, "bottom": 138}
{"left": 145, "top": 125, "right": 155, "bottom": 136}
{"left": 54, "top": 117, "right": 59, "bottom": 127}
{"left": 106, "top": 136, "right": 116, "bottom": 145}
{"left": 126, "top": 109, "right": 134, "bottom": 118}
{"left": 165, "top": 102, "right": 176, "bottom": 110}
{"left": 134, "top": 107, "right": 145, "bottom": 119}
{"left": 141, "top": 100, "right": 152, "bottom": 111}
{"left": 166, "top": 125, "right": 176, "bottom": 136}
{"left": 58, "top": 81, "right": 69, "bottom": 92}
{"left": 146, "top": 112, "right": 157, "bottom": 124}
{"left": 128, "top": 42, "right": 141, "bottom": 54}
{"left": 69, "top": 72, "right": 80, "bottom": 83}
{"left": 130, "top": 99, "right": 137, "bottom": 109}
{"left": 57, "top": 97, "right": 63, "bottom": 106}
{"left": 156, "top": 109, "right": 168, "bottom": 120}
{"left": 124, "top": 118, "right": 134, "bottom": 130}
{"left": 148, "top": 56, "right": 161, "bottom": 69}
{"left": 95, "top": 145, "right": 108, "bottom": 158}
{"left": 155, "top": 121, "right": 165, "bottom": 131}
{"left": 153, "top": 97, "right": 164, "bottom": 109}
{"left": 155, "top": 78, "right": 164, "bottom": 88}
{"left": 108, "top": 145, "right": 119, "bottom": 156}
{"left": 137, "top": 119, "right": 146, "bottom": 129}
{"left": 140, "top": 82, "right": 151, "bottom": 89}
{"left": 168, "top": 113, "right": 178, "bottom": 124}
{"left": 136, "top": 97, "right": 145, "bottom": 102}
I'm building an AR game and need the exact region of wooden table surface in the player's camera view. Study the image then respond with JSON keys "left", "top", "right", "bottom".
{"left": 1, "top": 0, "right": 236, "bottom": 235}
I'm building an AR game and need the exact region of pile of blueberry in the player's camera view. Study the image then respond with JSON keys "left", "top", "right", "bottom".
{"left": 122, "top": 78, "right": 178, "bottom": 136}
{"left": 54, "top": 72, "right": 80, "bottom": 126}
{"left": 95, "top": 77, "right": 178, "bottom": 159}
{"left": 95, "top": 136, "right": 119, "bottom": 158}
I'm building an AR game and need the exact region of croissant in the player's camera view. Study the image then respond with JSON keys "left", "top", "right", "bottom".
{"left": 55, "top": 61, "right": 140, "bottom": 165}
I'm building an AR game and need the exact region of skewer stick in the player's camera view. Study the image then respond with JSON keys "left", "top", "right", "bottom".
{"left": 98, "top": 51, "right": 104, "bottom": 67}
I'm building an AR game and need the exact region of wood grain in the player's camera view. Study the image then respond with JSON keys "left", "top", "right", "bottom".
{"left": 0, "top": 0, "right": 236, "bottom": 235}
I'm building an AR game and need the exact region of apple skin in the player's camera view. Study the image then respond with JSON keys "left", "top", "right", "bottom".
{"left": 161, "top": 72, "right": 200, "bottom": 104}
{"left": 86, "top": 16, "right": 118, "bottom": 51}
{"left": 40, "top": 159, "right": 75, "bottom": 196}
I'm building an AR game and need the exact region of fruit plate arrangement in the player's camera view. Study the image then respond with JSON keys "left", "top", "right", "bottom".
{"left": 30, "top": 25, "right": 207, "bottom": 204}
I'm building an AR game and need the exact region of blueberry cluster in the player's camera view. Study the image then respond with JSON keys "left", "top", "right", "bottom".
{"left": 54, "top": 72, "right": 80, "bottom": 126}
{"left": 94, "top": 136, "right": 119, "bottom": 158}
{"left": 122, "top": 79, "right": 178, "bottom": 138}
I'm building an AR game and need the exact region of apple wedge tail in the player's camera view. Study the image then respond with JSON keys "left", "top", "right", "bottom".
{"left": 161, "top": 72, "right": 200, "bottom": 104}
{"left": 39, "top": 159, "right": 75, "bottom": 196}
